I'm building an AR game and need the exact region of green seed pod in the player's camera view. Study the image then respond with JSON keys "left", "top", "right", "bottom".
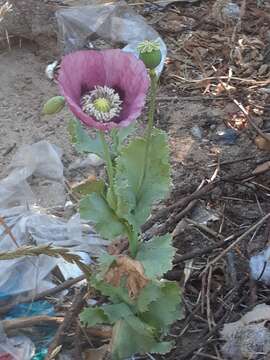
{"left": 139, "top": 49, "right": 162, "bottom": 70}
{"left": 137, "top": 40, "right": 162, "bottom": 70}
{"left": 42, "top": 96, "right": 65, "bottom": 115}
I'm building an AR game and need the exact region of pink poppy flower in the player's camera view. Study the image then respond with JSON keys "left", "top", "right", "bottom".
{"left": 58, "top": 49, "right": 149, "bottom": 131}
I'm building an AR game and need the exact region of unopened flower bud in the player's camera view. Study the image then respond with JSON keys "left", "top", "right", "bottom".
{"left": 42, "top": 96, "right": 65, "bottom": 115}
{"left": 137, "top": 40, "right": 162, "bottom": 70}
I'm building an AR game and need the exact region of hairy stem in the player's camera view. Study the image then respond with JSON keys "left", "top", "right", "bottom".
{"left": 125, "top": 222, "right": 139, "bottom": 258}
{"left": 99, "top": 131, "right": 116, "bottom": 207}
{"left": 137, "top": 70, "right": 158, "bottom": 197}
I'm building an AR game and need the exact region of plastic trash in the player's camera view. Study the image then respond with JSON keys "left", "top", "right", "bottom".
{"left": 0, "top": 141, "right": 107, "bottom": 299}
{"left": 250, "top": 246, "right": 270, "bottom": 285}
{"left": 5, "top": 301, "right": 55, "bottom": 320}
{"left": 56, "top": 0, "right": 167, "bottom": 75}
{"left": 3, "top": 301, "right": 56, "bottom": 360}
{"left": 0, "top": 324, "right": 35, "bottom": 360}
{"left": 0, "top": 140, "right": 63, "bottom": 209}
{"left": 221, "top": 303, "right": 270, "bottom": 359}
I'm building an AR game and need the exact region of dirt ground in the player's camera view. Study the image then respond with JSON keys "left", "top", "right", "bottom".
{"left": 1, "top": 0, "right": 270, "bottom": 359}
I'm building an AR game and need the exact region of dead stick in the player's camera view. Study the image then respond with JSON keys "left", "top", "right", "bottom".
{"left": 202, "top": 213, "right": 270, "bottom": 274}
{"left": 0, "top": 274, "right": 86, "bottom": 315}
{"left": 142, "top": 181, "right": 216, "bottom": 232}
{"left": 174, "top": 233, "right": 236, "bottom": 263}
{"left": 2, "top": 316, "right": 64, "bottom": 332}
{"left": 45, "top": 286, "right": 87, "bottom": 360}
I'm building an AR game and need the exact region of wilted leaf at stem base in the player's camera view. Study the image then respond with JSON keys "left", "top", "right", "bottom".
{"left": 110, "top": 317, "right": 173, "bottom": 360}
{"left": 104, "top": 255, "right": 149, "bottom": 299}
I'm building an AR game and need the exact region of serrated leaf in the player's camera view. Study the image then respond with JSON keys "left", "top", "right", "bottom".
{"left": 111, "top": 316, "right": 171, "bottom": 360}
{"left": 136, "top": 281, "right": 162, "bottom": 312}
{"left": 140, "top": 281, "right": 182, "bottom": 332}
{"left": 72, "top": 179, "right": 105, "bottom": 196}
{"left": 114, "top": 129, "right": 170, "bottom": 228}
{"left": 91, "top": 276, "right": 133, "bottom": 306}
{"left": 80, "top": 193, "right": 126, "bottom": 240}
{"left": 111, "top": 315, "right": 173, "bottom": 360}
{"left": 117, "top": 123, "right": 137, "bottom": 143}
{"left": 96, "top": 253, "right": 116, "bottom": 279}
{"left": 150, "top": 341, "right": 174, "bottom": 354}
{"left": 102, "top": 303, "right": 133, "bottom": 322}
{"left": 68, "top": 119, "right": 104, "bottom": 158}
{"left": 80, "top": 307, "right": 110, "bottom": 327}
{"left": 136, "top": 234, "right": 175, "bottom": 278}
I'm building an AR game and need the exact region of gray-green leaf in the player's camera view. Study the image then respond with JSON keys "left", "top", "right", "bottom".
{"left": 136, "top": 234, "right": 176, "bottom": 278}
{"left": 68, "top": 119, "right": 104, "bottom": 158}
{"left": 114, "top": 128, "right": 170, "bottom": 228}
{"left": 80, "top": 193, "right": 126, "bottom": 240}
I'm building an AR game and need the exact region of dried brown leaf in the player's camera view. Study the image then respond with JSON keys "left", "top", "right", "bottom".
{"left": 104, "top": 255, "right": 149, "bottom": 299}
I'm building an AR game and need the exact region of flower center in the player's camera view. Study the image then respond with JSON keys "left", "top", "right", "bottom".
{"left": 93, "top": 98, "right": 111, "bottom": 113}
{"left": 81, "top": 86, "right": 122, "bottom": 122}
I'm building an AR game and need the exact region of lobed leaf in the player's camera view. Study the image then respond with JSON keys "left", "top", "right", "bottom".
{"left": 140, "top": 281, "right": 182, "bottom": 332}
{"left": 114, "top": 128, "right": 170, "bottom": 228}
{"left": 111, "top": 316, "right": 173, "bottom": 360}
{"left": 80, "top": 193, "right": 126, "bottom": 240}
{"left": 80, "top": 307, "right": 109, "bottom": 327}
{"left": 136, "top": 234, "right": 176, "bottom": 278}
{"left": 68, "top": 119, "right": 105, "bottom": 158}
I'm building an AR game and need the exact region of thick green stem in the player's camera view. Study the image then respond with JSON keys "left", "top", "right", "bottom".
{"left": 137, "top": 70, "right": 158, "bottom": 197}
{"left": 99, "top": 131, "right": 116, "bottom": 206}
{"left": 125, "top": 223, "right": 139, "bottom": 258}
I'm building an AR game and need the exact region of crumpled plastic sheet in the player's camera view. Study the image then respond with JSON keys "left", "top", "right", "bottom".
{"left": 250, "top": 246, "right": 270, "bottom": 285}
{"left": 220, "top": 303, "right": 270, "bottom": 359}
{"left": 56, "top": 0, "right": 167, "bottom": 75}
{"left": 0, "top": 140, "right": 107, "bottom": 298}
{"left": 0, "top": 323, "right": 35, "bottom": 360}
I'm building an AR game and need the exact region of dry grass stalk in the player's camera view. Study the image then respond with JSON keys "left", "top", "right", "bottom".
{"left": 0, "top": 244, "right": 92, "bottom": 276}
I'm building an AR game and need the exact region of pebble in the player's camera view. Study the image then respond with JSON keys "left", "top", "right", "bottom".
{"left": 214, "top": 128, "right": 239, "bottom": 145}
{"left": 191, "top": 125, "right": 203, "bottom": 140}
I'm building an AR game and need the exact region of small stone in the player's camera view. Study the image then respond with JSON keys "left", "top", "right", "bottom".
{"left": 258, "top": 64, "right": 269, "bottom": 76}
{"left": 214, "top": 128, "right": 239, "bottom": 145}
{"left": 255, "top": 134, "right": 270, "bottom": 151}
{"left": 191, "top": 125, "right": 203, "bottom": 140}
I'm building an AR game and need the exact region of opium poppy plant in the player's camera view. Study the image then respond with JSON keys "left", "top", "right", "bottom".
{"left": 58, "top": 49, "right": 149, "bottom": 131}
{"left": 42, "top": 42, "right": 181, "bottom": 360}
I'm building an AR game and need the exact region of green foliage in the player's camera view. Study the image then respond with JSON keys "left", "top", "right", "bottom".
{"left": 111, "top": 124, "right": 137, "bottom": 155}
{"left": 81, "top": 248, "right": 181, "bottom": 359}
{"left": 111, "top": 316, "right": 173, "bottom": 360}
{"left": 114, "top": 128, "right": 170, "bottom": 228}
{"left": 140, "top": 281, "right": 182, "bottom": 332}
{"left": 117, "top": 123, "right": 137, "bottom": 144}
{"left": 80, "top": 193, "right": 126, "bottom": 240}
{"left": 103, "top": 303, "right": 134, "bottom": 322}
{"left": 136, "top": 234, "right": 176, "bottom": 278}
{"left": 80, "top": 307, "right": 110, "bottom": 327}
{"left": 68, "top": 119, "right": 105, "bottom": 158}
